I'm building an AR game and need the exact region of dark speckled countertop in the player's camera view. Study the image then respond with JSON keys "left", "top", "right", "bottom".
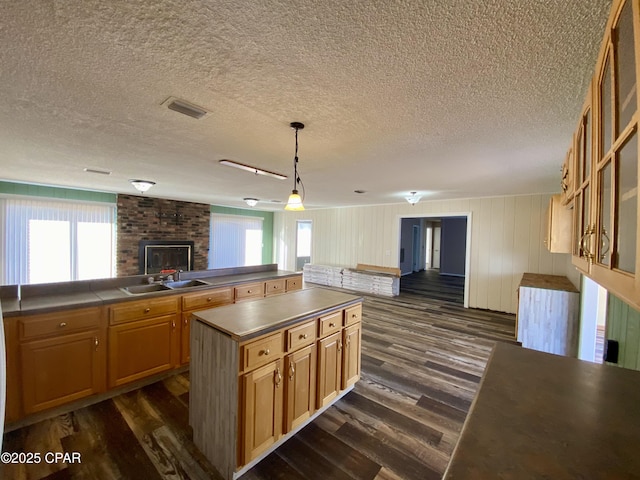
{"left": 193, "top": 288, "right": 362, "bottom": 341}
{"left": 444, "top": 342, "right": 640, "bottom": 479}
{"left": 1, "top": 268, "right": 301, "bottom": 317}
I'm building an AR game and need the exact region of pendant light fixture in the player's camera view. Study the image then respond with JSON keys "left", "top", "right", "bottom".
{"left": 285, "top": 122, "right": 305, "bottom": 211}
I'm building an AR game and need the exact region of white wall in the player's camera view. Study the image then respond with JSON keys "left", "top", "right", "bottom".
{"left": 274, "top": 194, "right": 572, "bottom": 314}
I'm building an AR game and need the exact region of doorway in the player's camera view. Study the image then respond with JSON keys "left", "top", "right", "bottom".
{"left": 399, "top": 214, "right": 471, "bottom": 307}
{"left": 578, "top": 275, "right": 608, "bottom": 363}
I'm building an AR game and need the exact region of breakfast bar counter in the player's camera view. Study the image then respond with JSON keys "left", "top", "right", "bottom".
{"left": 444, "top": 342, "right": 640, "bottom": 479}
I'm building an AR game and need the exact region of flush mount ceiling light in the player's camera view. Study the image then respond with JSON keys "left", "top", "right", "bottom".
{"left": 244, "top": 198, "right": 259, "bottom": 207}
{"left": 130, "top": 179, "right": 156, "bottom": 193}
{"left": 285, "top": 122, "right": 305, "bottom": 211}
{"left": 405, "top": 191, "right": 422, "bottom": 205}
{"left": 219, "top": 159, "right": 288, "bottom": 180}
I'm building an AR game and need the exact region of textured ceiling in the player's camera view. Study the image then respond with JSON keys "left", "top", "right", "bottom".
{"left": 0, "top": 0, "right": 612, "bottom": 209}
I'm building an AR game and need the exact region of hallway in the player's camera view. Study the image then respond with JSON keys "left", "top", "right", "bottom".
{"left": 400, "top": 270, "right": 464, "bottom": 304}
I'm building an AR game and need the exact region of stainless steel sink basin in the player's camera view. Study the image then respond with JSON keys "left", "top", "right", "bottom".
{"left": 119, "top": 284, "right": 172, "bottom": 295}
{"left": 164, "top": 279, "right": 210, "bottom": 289}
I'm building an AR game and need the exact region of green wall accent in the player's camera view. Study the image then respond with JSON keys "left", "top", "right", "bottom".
{"left": 0, "top": 181, "right": 116, "bottom": 203}
{"left": 606, "top": 294, "right": 640, "bottom": 370}
{"left": 210, "top": 205, "right": 274, "bottom": 264}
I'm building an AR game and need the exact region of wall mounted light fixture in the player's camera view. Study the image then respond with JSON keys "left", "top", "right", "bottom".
{"left": 130, "top": 179, "right": 155, "bottom": 193}
{"left": 285, "top": 122, "right": 305, "bottom": 211}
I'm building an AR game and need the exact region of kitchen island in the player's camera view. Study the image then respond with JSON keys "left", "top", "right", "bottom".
{"left": 190, "top": 287, "right": 363, "bottom": 480}
{"left": 444, "top": 342, "right": 640, "bottom": 478}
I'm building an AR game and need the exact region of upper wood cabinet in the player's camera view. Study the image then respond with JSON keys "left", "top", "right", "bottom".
{"left": 569, "top": 0, "right": 640, "bottom": 310}
{"left": 571, "top": 82, "right": 594, "bottom": 273}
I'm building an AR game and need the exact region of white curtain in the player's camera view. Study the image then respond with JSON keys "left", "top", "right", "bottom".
{"left": 210, "top": 214, "right": 263, "bottom": 268}
{"left": 0, "top": 197, "right": 116, "bottom": 285}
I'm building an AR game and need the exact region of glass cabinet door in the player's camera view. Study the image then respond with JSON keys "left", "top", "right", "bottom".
{"left": 572, "top": 88, "right": 595, "bottom": 272}
{"left": 592, "top": 0, "right": 640, "bottom": 303}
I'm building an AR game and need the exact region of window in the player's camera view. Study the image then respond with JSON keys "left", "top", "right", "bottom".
{"left": 209, "top": 214, "right": 263, "bottom": 268}
{"left": 0, "top": 197, "right": 116, "bottom": 285}
{"left": 296, "top": 220, "right": 312, "bottom": 271}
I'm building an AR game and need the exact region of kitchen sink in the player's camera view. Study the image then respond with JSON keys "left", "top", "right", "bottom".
{"left": 119, "top": 284, "right": 172, "bottom": 295}
{"left": 164, "top": 279, "right": 210, "bottom": 289}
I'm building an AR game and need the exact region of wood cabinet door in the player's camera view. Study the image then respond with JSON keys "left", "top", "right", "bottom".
{"left": 21, "top": 329, "right": 106, "bottom": 414}
{"left": 242, "top": 359, "right": 283, "bottom": 464}
{"left": 284, "top": 344, "right": 316, "bottom": 433}
{"left": 108, "top": 314, "right": 179, "bottom": 388}
{"left": 316, "top": 331, "right": 342, "bottom": 408}
{"left": 342, "top": 323, "right": 361, "bottom": 390}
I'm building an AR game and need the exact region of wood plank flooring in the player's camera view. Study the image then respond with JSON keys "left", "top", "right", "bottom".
{"left": 400, "top": 270, "right": 465, "bottom": 304}
{"left": 2, "top": 284, "right": 516, "bottom": 480}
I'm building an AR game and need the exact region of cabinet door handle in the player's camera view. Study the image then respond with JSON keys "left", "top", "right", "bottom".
{"left": 289, "top": 363, "right": 295, "bottom": 381}
{"left": 59, "top": 322, "right": 67, "bottom": 328}
{"left": 172, "top": 320, "right": 176, "bottom": 329}
{"left": 94, "top": 337, "right": 99, "bottom": 351}
{"left": 275, "top": 367, "right": 282, "bottom": 388}
{"left": 184, "top": 318, "right": 188, "bottom": 326}
{"left": 338, "top": 339, "right": 343, "bottom": 352}
{"left": 144, "top": 308, "right": 151, "bottom": 313}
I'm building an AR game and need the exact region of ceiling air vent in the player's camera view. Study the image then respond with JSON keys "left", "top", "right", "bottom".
{"left": 162, "top": 97, "right": 210, "bottom": 120}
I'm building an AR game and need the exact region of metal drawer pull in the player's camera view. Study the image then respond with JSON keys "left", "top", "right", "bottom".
{"left": 299, "top": 333, "right": 308, "bottom": 339}
{"left": 248, "top": 290, "right": 252, "bottom": 294}
{"left": 207, "top": 297, "right": 212, "bottom": 302}
{"left": 262, "top": 348, "right": 270, "bottom": 356}
{"left": 329, "top": 322, "right": 336, "bottom": 328}
{"left": 94, "top": 337, "right": 99, "bottom": 351}
{"left": 289, "top": 363, "right": 295, "bottom": 381}
{"left": 144, "top": 308, "right": 151, "bottom": 313}
{"left": 275, "top": 368, "right": 282, "bottom": 387}
{"left": 59, "top": 322, "right": 67, "bottom": 328}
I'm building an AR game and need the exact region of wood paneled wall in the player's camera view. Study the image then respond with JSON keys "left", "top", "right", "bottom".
{"left": 274, "top": 194, "right": 576, "bottom": 314}
{"left": 606, "top": 294, "right": 640, "bottom": 371}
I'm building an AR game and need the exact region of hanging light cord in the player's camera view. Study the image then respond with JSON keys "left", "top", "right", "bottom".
{"left": 293, "top": 126, "right": 305, "bottom": 201}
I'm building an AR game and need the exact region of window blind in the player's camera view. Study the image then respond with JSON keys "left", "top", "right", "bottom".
{"left": 210, "top": 214, "right": 263, "bottom": 268}
{"left": 0, "top": 197, "right": 116, "bottom": 285}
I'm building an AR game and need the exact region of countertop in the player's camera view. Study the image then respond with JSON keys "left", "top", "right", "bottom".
{"left": 443, "top": 342, "right": 640, "bottom": 479}
{"left": 193, "top": 287, "right": 362, "bottom": 341}
{"left": 518, "top": 273, "right": 578, "bottom": 292}
{"left": 2, "top": 269, "right": 301, "bottom": 317}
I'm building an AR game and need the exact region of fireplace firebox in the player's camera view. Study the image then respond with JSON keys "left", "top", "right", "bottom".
{"left": 139, "top": 240, "right": 195, "bottom": 275}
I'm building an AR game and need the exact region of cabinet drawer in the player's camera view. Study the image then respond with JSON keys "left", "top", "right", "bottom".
{"left": 182, "top": 287, "right": 233, "bottom": 311}
{"left": 241, "top": 332, "right": 283, "bottom": 372}
{"left": 234, "top": 282, "right": 264, "bottom": 301}
{"left": 20, "top": 306, "right": 102, "bottom": 340}
{"left": 286, "top": 276, "right": 302, "bottom": 291}
{"left": 265, "top": 279, "right": 286, "bottom": 296}
{"left": 109, "top": 296, "right": 179, "bottom": 325}
{"left": 344, "top": 304, "right": 362, "bottom": 326}
{"left": 286, "top": 321, "right": 316, "bottom": 352}
{"left": 318, "top": 310, "right": 342, "bottom": 338}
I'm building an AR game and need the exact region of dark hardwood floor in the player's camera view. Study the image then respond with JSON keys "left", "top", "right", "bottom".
{"left": 2, "top": 285, "right": 516, "bottom": 480}
{"left": 400, "top": 270, "right": 465, "bottom": 304}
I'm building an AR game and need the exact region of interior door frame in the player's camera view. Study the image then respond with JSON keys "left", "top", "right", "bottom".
{"left": 397, "top": 212, "right": 472, "bottom": 308}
